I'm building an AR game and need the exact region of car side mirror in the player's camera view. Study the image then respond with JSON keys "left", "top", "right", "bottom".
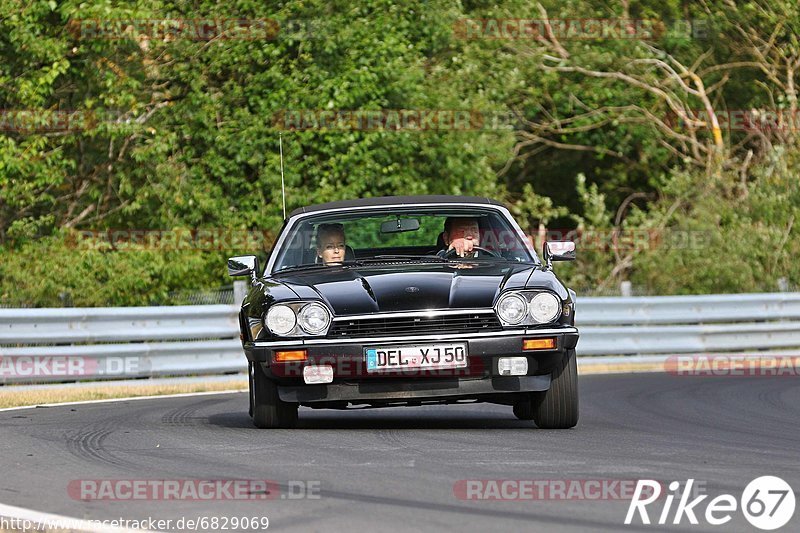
{"left": 228, "top": 255, "right": 259, "bottom": 278}
{"left": 543, "top": 241, "right": 576, "bottom": 270}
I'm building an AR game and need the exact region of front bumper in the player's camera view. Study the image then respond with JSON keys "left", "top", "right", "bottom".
{"left": 278, "top": 374, "right": 552, "bottom": 403}
{"left": 244, "top": 326, "right": 578, "bottom": 383}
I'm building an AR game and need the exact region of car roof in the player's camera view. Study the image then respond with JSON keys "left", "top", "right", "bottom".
{"left": 288, "top": 195, "right": 505, "bottom": 218}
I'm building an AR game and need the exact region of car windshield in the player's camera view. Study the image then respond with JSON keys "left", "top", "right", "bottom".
{"left": 271, "top": 206, "right": 538, "bottom": 273}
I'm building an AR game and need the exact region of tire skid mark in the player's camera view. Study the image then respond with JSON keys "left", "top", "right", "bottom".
{"left": 160, "top": 398, "right": 222, "bottom": 426}
{"left": 63, "top": 424, "right": 139, "bottom": 470}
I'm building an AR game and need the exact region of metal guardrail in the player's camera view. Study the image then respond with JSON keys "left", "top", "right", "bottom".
{"left": 0, "top": 305, "right": 244, "bottom": 384}
{"left": 575, "top": 292, "right": 800, "bottom": 355}
{"left": 1, "top": 292, "right": 798, "bottom": 383}
{"left": 0, "top": 305, "right": 240, "bottom": 344}
{"left": 577, "top": 293, "right": 800, "bottom": 325}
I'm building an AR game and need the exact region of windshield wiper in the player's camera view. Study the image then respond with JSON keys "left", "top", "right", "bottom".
{"left": 273, "top": 264, "right": 331, "bottom": 274}
{"left": 274, "top": 260, "right": 365, "bottom": 274}
{"left": 363, "top": 255, "right": 447, "bottom": 262}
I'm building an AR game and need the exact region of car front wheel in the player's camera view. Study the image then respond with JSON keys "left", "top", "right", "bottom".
{"left": 250, "top": 362, "right": 299, "bottom": 429}
{"left": 512, "top": 349, "right": 578, "bottom": 428}
{"left": 532, "top": 349, "right": 578, "bottom": 429}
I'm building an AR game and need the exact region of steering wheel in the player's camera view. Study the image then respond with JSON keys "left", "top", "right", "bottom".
{"left": 443, "top": 246, "right": 501, "bottom": 258}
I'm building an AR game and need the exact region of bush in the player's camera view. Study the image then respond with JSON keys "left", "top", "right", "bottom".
{"left": 0, "top": 232, "right": 231, "bottom": 307}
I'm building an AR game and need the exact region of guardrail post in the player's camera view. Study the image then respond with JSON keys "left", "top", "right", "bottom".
{"left": 620, "top": 281, "right": 632, "bottom": 297}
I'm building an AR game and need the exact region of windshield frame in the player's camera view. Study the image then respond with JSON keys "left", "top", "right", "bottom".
{"left": 266, "top": 202, "right": 541, "bottom": 276}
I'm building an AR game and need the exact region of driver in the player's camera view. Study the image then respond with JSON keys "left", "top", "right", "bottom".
{"left": 438, "top": 217, "right": 481, "bottom": 258}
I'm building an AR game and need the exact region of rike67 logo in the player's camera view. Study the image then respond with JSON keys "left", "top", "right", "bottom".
{"left": 625, "top": 477, "right": 795, "bottom": 530}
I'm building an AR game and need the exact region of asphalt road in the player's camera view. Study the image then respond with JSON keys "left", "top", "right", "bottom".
{"left": 0, "top": 373, "right": 798, "bottom": 532}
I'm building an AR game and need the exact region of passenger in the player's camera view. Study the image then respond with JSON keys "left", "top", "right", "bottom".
{"left": 316, "top": 223, "right": 347, "bottom": 265}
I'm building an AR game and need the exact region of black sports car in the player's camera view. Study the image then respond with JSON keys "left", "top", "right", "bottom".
{"left": 228, "top": 195, "right": 578, "bottom": 428}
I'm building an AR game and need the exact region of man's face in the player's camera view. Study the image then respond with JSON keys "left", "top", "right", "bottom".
{"left": 317, "top": 231, "right": 345, "bottom": 264}
{"left": 445, "top": 218, "right": 480, "bottom": 244}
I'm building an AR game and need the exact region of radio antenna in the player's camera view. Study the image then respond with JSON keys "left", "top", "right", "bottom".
{"left": 279, "top": 133, "right": 286, "bottom": 220}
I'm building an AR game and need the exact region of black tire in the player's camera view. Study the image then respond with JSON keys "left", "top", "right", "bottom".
{"left": 250, "top": 362, "right": 298, "bottom": 429}
{"left": 512, "top": 400, "right": 534, "bottom": 420}
{"left": 248, "top": 362, "right": 255, "bottom": 417}
{"left": 532, "top": 349, "right": 579, "bottom": 429}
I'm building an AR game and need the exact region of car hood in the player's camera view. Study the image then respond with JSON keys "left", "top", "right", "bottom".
{"left": 270, "top": 262, "right": 560, "bottom": 315}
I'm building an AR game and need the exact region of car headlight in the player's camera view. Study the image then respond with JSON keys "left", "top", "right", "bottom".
{"left": 298, "top": 302, "right": 331, "bottom": 334}
{"left": 496, "top": 293, "right": 528, "bottom": 324}
{"left": 529, "top": 292, "right": 560, "bottom": 323}
{"left": 265, "top": 305, "right": 296, "bottom": 335}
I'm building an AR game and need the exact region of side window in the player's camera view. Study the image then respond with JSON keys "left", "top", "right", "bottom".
{"left": 274, "top": 222, "right": 315, "bottom": 269}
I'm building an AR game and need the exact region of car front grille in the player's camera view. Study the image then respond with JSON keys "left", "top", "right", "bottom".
{"left": 328, "top": 312, "right": 503, "bottom": 338}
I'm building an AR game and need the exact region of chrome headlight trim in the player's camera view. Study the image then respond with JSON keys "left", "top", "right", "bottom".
{"left": 265, "top": 304, "right": 297, "bottom": 336}
{"left": 529, "top": 292, "right": 561, "bottom": 324}
{"left": 265, "top": 301, "right": 333, "bottom": 337}
{"left": 298, "top": 302, "right": 332, "bottom": 334}
{"left": 494, "top": 290, "right": 563, "bottom": 326}
{"left": 495, "top": 292, "right": 529, "bottom": 325}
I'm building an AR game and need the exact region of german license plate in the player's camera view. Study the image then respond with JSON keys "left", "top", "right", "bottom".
{"left": 365, "top": 343, "right": 468, "bottom": 372}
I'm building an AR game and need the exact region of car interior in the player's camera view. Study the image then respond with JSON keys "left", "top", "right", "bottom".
{"left": 274, "top": 211, "right": 534, "bottom": 271}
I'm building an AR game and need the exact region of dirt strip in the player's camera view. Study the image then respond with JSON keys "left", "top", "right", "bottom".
{"left": 0, "top": 380, "right": 248, "bottom": 409}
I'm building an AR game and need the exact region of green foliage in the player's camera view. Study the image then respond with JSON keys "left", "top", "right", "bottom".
{"left": 0, "top": 232, "right": 228, "bottom": 306}
{"left": 1, "top": 0, "right": 799, "bottom": 304}
{"left": 629, "top": 149, "right": 800, "bottom": 294}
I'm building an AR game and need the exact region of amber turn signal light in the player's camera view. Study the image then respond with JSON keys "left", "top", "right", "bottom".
{"left": 274, "top": 350, "right": 308, "bottom": 362}
{"left": 522, "top": 338, "right": 556, "bottom": 350}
